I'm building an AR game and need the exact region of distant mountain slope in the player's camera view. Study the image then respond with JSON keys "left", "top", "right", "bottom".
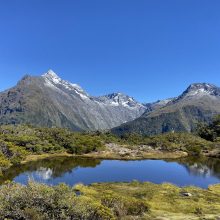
{"left": 0, "top": 70, "right": 148, "bottom": 130}
{"left": 143, "top": 98, "right": 174, "bottom": 111}
{"left": 112, "top": 83, "right": 220, "bottom": 136}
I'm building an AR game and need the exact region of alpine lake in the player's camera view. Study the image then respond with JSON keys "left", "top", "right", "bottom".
{"left": 1, "top": 156, "right": 220, "bottom": 188}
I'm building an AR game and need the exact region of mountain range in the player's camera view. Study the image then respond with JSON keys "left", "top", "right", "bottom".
{"left": 1, "top": 70, "right": 220, "bottom": 135}
{"left": 112, "top": 83, "right": 220, "bottom": 135}
{"left": 0, "top": 70, "right": 147, "bottom": 131}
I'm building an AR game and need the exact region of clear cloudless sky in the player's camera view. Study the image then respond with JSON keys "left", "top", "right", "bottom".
{"left": 0, "top": 0, "right": 220, "bottom": 102}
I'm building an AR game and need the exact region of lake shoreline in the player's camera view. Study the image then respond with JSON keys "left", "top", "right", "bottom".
{"left": 22, "top": 150, "right": 188, "bottom": 164}
{"left": 21, "top": 142, "right": 220, "bottom": 164}
{"left": 1, "top": 143, "right": 219, "bottom": 180}
{"left": 0, "top": 149, "right": 189, "bottom": 178}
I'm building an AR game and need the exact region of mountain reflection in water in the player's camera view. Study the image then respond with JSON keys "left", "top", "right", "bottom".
{"left": 174, "top": 157, "right": 220, "bottom": 179}
{"left": 36, "top": 167, "right": 53, "bottom": 180}
{"left": 1, "top": 156, "right": 220, "bottom": 188}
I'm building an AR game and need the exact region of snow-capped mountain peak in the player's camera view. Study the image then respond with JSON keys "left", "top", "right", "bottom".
{"left": 42, "top": 70, "right": 89, "bottom": 99}
{"left": 173, "top": 83, "right": 220, "bottom": 103}
{"left": 97, "top": 92, "right": 146, "bottom": 109}
{"left": 184, "top": 83, "right": 220, "bottom": 97}
{"left": 42, "top": 69, "right": 61, "bottom": 83}
{"left": 44, "top": 69, "right": 59, "bottom": 77}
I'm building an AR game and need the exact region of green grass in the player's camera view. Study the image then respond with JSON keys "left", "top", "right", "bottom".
{"left": 0, "top": 181, "right": 219, "bottom": 219}
{"left": 88, "top": 181, "right": 220, "bottom": 219}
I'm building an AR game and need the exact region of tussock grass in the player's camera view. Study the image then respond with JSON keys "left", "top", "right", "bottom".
{"left": 89, "top": 181, "right": 220, "bottom": 219}
{"left": 0, "top": 181, "right": 219, "bottom": 219}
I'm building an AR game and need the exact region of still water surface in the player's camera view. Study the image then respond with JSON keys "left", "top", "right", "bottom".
{"left": 1, "top": 157, "right": 220, "bottom": 188}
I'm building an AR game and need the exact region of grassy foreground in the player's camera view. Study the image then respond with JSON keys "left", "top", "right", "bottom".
{"left": 0, "top": 181, "right": 219, "bottom": 220}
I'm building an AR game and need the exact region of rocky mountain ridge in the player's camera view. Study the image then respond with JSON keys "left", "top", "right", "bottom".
{"left": 112, "top": 83, "right": 220, "bottom": 135}
{"left": 0, "top": 70, "right": 148, "bottom": 131}
{"left": 1, "top": 71, "right": 220, "bottom": 135}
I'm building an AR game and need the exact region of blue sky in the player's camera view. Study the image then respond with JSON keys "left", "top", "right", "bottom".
{"left": 0, "top": 0, "right": 220, "bottom": 102}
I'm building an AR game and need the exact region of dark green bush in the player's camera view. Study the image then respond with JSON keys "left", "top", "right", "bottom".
{"left": 197, "top": 115, "right": 220, "bottom": 142}
{"left": 0, "top": 125, "right": 106, "bottom": 174}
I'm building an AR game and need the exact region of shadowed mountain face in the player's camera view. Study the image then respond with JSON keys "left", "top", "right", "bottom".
{"left": 0, "top": 70, "right": 147, "bottom": 131}
{"left": 112, "top": 83, "right": 220, "bottom": 136}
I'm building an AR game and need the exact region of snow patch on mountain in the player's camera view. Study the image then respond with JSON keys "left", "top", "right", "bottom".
{"left": 176, "top": 83, "right": 220, "bottom": 101}
{"left": 97, "top": 93, "right": 146, "bottom": 109}
{"left": 42, "top": 70, "right": 89, "bottom": 100}
{"left": 186, "top": 88, "right": 211, "bottom": 97}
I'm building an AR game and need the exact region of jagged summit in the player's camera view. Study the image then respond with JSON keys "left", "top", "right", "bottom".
{"left": 97, "top": 92, "right": 145, "bottom": 108}
{"left": 42, "top": 70, "right": 87, "bottom": 97}
{"left": 42, "top": 70, "right": 63, "bottom": 84}
{"left": 43, "top": 69, "right": 59, "bottom": 77}
{"left": 177, "top": 83, "right": 220, "bottom": 101}
{"left": 102, "top": 92, "right": 134, "bottom": 102}
{"left": 42, "top": 69, "right": 62, "bottom": 84}
{"left": 187, "top": 83, "right": 217, "bottom": 92}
